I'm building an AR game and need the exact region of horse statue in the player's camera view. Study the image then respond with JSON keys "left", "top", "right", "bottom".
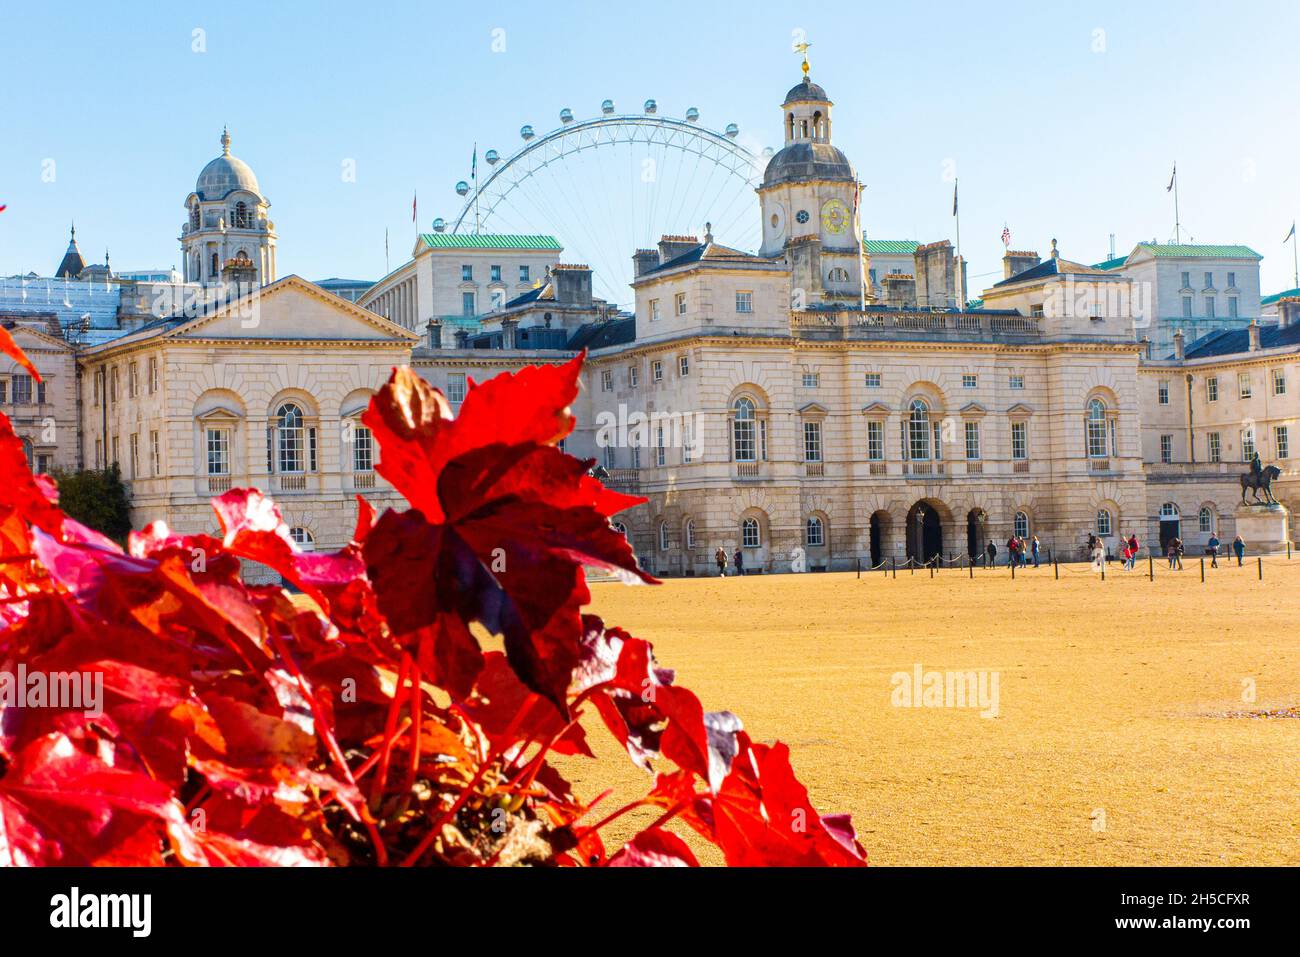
{"left": 1240, "top": 464, "right": 1282, "bottom": 505}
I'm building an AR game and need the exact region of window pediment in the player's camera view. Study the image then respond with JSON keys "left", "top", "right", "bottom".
{"left": 799, "top": 402, "right": 828, "bottom": 417}
{"left": 959, "top": 402, "right": 988, "bottom": 417}
{"left": 1006, "top": 402, "right": 1035, "bottom": 417}
{"left": 196, "top": 406, "right": 243, "bottom": 422}
{"left": 860, "top": 401, "right": 891, "bottom": 415}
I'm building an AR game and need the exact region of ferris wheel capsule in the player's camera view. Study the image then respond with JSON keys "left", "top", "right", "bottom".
{"left": 761, "top": 146, "right": 775, "bottom": 158}
{"left": 455, "top": 181, "right": 469, "bottom": 196}
{"left": 643, "top": 99, "right": 657, "bottom": 114}
{"left": 725, "top": 123, "right": 739, "bottom": 138}
{"left": 520, "top": 124, "right": 535, "bottom": 140}
{"left": 432, "top": 218, "right": 446, "bottom": 232}
{"left": 485, "top": 149, "right": 500, "bottom": 165}
{"left": 560, "top": 107, "right": 574, "bottom": 124}
{"left": 601, "top": 99, "right": 615, "bottom": 114}
{"left": 685, "top": 107, "right": 700, "bottom": 122}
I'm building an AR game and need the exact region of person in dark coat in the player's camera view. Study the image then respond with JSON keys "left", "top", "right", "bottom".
{"left": 733, "top": 548, "right": 744, "bottom": 576}
{"left": 1232, "top": 535, "right": 1246, "bottom": 566}
{"left": 986, "top": 541, "right": 997, "bottom": 567}
{"left": 714, "top": 547, "right": 728, "bottom": 576}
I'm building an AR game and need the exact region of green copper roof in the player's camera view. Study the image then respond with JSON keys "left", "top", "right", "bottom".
{"left": 863, "top": 238, "right": 919, "bottom": 254}
{"left": 418, "top": 233, "right": 562, "bottom": 251}
{"left": 1135, "top": 243, "right": 1261, "bottom": 260}
{"left": 1262, "top": 287, "right": 1300, "bottom": 305}
{"left": 1093, "top": 256, "right": 1128, "bottom": 271}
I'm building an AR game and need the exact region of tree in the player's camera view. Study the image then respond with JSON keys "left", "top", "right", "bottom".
{"left": 51, "top": 464, "right": 132, "bottom": 542}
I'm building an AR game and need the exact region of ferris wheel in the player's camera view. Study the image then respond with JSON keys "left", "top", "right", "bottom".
{"left": 432, "top": 100, "right": 771, "bottom": 308}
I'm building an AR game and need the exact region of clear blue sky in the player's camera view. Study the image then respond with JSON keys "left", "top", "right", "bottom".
{"left": 3, "top": 0, "right": 1298, "bottom": 293}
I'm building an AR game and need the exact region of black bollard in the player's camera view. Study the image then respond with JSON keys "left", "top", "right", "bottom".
{"left": 1200, "top": 557, "right": 1205, "bottom": 582}
{"left": 1148, "top": 553, "right": 1153, "bottom": 581}
{"left": 1054, "top": 557, "right": 1059, "bottom": 580}
{"left": 1258, "top": 556, "right": 1263, "bottom": 580}
{"left": 892, "top": 557, "right": 896, "bottom": 579}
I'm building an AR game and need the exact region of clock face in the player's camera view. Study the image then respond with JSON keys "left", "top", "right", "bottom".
{"left": 795, "top": 209, "right": 810, "bottom": 225}
{"left": 821, "top": 199, "right": 850, "bottom": 235}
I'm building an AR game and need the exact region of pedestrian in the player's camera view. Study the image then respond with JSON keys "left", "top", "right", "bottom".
{"left": 1126, "top": 533, "right": 1140, "bottom": 571}
{"left": 1120, "top": 540, "right": 1132, "bottom": 570}
{"left": 986, "top": 541, "right": 997, "bottom": 567}
{"left": 1232, "top": 534, "right": 1245, "bottom": 567}
{"left": 1031, "top": 535, "right": 1041, "bottom": 568}
{"left": 1006, "top": 535, "right": 1019, "bottom": 569}
{"left": 733, "top": 548, "right": 745, "bottom": 577}
{"left": 1166, "top": 539, "right": 1177, "bottom": 569}
{"left": 714, "top": 546, "right": 728, "bottom": 577}
{"left": 1092, "top": 540, "right": 1106, "bottom": 568}
{"left": 1174, "top": 536, "right": 1184, "bottom": 570}
{"left": 1206, "top": 533, "right": 1220, "bottom": 568}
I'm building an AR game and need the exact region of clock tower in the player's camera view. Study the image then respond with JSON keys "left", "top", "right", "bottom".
{"left": 757, "top": 62, "right": 867, "bottom": 307}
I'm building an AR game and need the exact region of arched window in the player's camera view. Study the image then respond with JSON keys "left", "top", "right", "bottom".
{"left": 685, "top": 519, "right": 696, "bottom": 549}
{"left": 907, "top": 399, "right": 931, "bottom": 461}
{"left": 733, "top": 396, "right": 757, "bottom": 462}
{"left": 276, "top": 403, "right": 305, "bottom": 473}
{"left": 658, "top": 521, "right": 669, "bottom": 551}
{"left": 806, "top": 515, "right": 825, "bottom": 547}
{"left": 234, "top": 201, "right": 249, "bottom": 228}
{"left": 1096, "top": 509, "right": 1113, "bottom": 536}
{"left": 211, "top": 252, "right": 219, "bottom": 277}
{"left": 1198, "top": 506, "right": 1214, "bottom": 533}
{"left": 613, "top": 522, "right": 628, "bottom": 539}
{"left": 1086, "top": 399, "right": 1108, "bottom": 457}
{"left": 189, "top": 206, "right": 200, "bottom": 229}
{"left": 812, "top": 111, "right": 823, "bottom": 140}
{"left": 741, "top": 517, "right": 760, "bottom": 548}
{"left": 20, "top": 437, "right": 34, "bottom": 468}
{"left": 1014, "top": 511, "right": 1030, "bottom": 538}
{"left": 1160, "top": 502, "right": 1180, "bottom": 518}
{"left": 289, "top": 527, "right": 315, "bottom": 551}
{"left": 828, "top": 267, "right": 849, "bottom": 283}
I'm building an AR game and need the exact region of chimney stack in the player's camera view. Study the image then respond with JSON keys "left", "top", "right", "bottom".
{"left": 1278, "top": 297, "right": 1299, "bottom": 329}
{"left": 633, "top": 248, "right": 658, "bottom": 278}
{"left": 1002, "top": 250, "right": 1041, "bottom": 280}
{"left": 1173, "top": 328, "right": 1185, "bottom": 361}
{"left": 1248, "top": 319, "right": 1261, "bottom": 351}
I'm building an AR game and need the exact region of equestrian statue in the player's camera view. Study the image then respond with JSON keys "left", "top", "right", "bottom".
{"left": 1240, "top": 452, "right": 1282, "bottom": 506}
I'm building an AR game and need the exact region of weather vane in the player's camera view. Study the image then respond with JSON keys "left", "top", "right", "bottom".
{"left": 793, "top": 40, "right": 811, "bottom": 77}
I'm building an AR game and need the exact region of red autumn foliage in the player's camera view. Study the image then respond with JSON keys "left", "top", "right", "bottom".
{"left": 0, "top": 344, "right": 867, "bottom": 867}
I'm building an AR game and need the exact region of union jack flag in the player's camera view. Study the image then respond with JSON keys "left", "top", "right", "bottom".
{"left": 1001, "top": 225, "right": 1011, "bottom": 247}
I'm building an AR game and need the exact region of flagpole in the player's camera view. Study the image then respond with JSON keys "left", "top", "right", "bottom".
{"left": 473, "top": 143, "right": 480, "bottom": 236}
{"left": 953, "top": 178, "right": 964, "bottom": 308}
{"left": 1291, "top": 221, "right": 1298, "bottom": 288}
{"left": 1172, "top": 163, "right": 1181, "bottom": 244}
{"left": 856, "top": 180, "right": 867, "bottom": 312}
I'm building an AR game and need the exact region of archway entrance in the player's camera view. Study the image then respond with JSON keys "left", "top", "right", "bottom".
{"left": 966, "top": 509, "right": 987, "bottom": 561}
{"left": 869, "top": 511, "right": 887, "bottom": 567}
{"left": 1159, "top": 503, "right": 1180, "bottom": 553}
{"left": 906, "top": 501, "right": 943, "bottom": 563}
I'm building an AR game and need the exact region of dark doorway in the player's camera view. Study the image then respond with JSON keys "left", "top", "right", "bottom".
{"left": 1159, "top": 518, "right": 1180, "bottom": 553}
{"left": 907, "top": 502, "right": 943, "bottom": 563}
{"left": 966, "top": 509, "right": 986, "bottom": 561}
{"left": 869, "top": 512, "right": 884, "bottom": 567}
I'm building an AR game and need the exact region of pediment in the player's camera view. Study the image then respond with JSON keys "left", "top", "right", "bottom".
{"left": 1006, "top": 402, "right": 1035, "bottom": 416}
{"left": 860, "top": 401, "right": 891, "bottom": 415}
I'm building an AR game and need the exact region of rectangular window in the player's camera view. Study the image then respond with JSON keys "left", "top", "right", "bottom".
{"left": 866, "top": 420, "right": 884, "bottom": 460}
{"left": 461, "top": 292, "right": 475, "bottom": 316}
{"left": 802, "top": 372, "right": 820, "bottom": 388}
{"left": 93, "top": 369, "right": 102, "bottom": 406}
{"left": 602, "top": 445, "right": 616, "bottom": 470}
{"left": 1160, "top": 434, "right": 1173, "bottom": 464}
{"left": 150, "top": 430, "right": 160, "bottom": 475}
{"left": 1273, "top": 368, "right": 1286, "bottom": 395}
{"left": 652, "top": 360, "right": 663, "bottom": 382}
{"left": 1206, "top": 376, "right": 1218, "bottom": 402}
{"left": 1204, "top": 271, "right": 1213, "bottom": 289}
{"left": 1009, "top": 375, "right": 1025, "bottom": 390}
{"left": 308, "top": 427, "right": 317, "bottom": 472}
{"left": 864, "top": 372, "right": 881, "bottom": 389}
{"left": 1030, "top": 305, "right": 1044, "bottom": 318}
{"left": 682, "top": 419, "right": 693, "bottom": 463}
{"left": 1239, "top": 372, "right": 1252, "bottom": 399}
{"left": 962, "top": 374, "right": 977, "bottom": 389}
{"left": 964, "top": 421, "right": 981, "bottom": 460}
{"left": 519, "top": 265, "right": 530, "bottom": 283}
{"left": 446, "top": 373, "right": 466, "bottom": 403}
{"left": 631, "top": 446, "right": 641, "bottom": 469}
{"left": 803, "top": 421, "right": 822, "bottom": 462}
{"left": 490, "top": 265, "right": 501, "bottom": 282}
{"left": 1276, "top": 425, "right": 1290, "bottom": 459}
{"left": 1182, "top": 296, "right": 1193, "bottom": 318}
{"left": 0, "top": 380, "right": 7, "bottom": 404}
{"left": 11, "top": 375, "right": 32, "bottom": 405}
{"left": 353, "top": 425, "right": 373, "bottom": 472}
{"left": 36, "top": 380, "right": 45, "bottom": 404}
{"left": 1205, "top": 297, "right": 1215, "bottom": 318}
{"left": 1228, "top": 272, "right": 1236, "bottom": 288}
{"left": 128, "top": 362, "right": 139, "bottom": 398}
{"left": 1228, "top": 297, "right": 1239, "bottom": 318}
{"left": 628, "top": 365, "right": 638, "bottom": 388}
{"left": 678, "top": 355, "right": 689, "bottom": 376}
{"left": 675, "top": 293, "right": 686, "bottom": 316}
{"left": 1207, "top": 431, "right": 1221, "bottom": 463}
{"left": 149, "top": 357, "right": 158, "bottom": 393}
{"left": 601, "top": 369, "right": 613, "bottom": 392}
{"left": 649, "top": 299, "right": 661, "bottom": 322}
{"left": 95, "top": 438, "right": 103, "bottom": 469}
{"left": 129, "top": 433, "right": 139, "bottom": 478}
{"left": 1242, "top": 428, "right": 1256, "bottom": 461}
{"left": 655, "top": 426, "right": 666, "bottom": 467}
{"left": 1181, "top": 271, "right": 1191, "bottom": 288}
{"left": 1157, "top": 380, "right": 1169, "bottom": 405}
{"left": 1011, "top": 421, "right": 1028, "bottom": 460}
{"left": 461, "top": 265, "right": 472, "bottom": 281}
{"left": 36, "top": 454, "right": 50, "bottom": 474}
{"left": 735, "top": 291, "right": 753, "bottom": 313}
{"left": 207, "top": 428, "right": 229, "bottom": 475}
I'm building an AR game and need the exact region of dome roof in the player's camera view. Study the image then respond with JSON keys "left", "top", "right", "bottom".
{"left": 195, "top": 129, "right": 261, "bottom": 201}
{"left": 783, "top": 76, "right": 830, "bottom": 106}
{"left": 762, "top": 141, "right": 855, "bottom": 188}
